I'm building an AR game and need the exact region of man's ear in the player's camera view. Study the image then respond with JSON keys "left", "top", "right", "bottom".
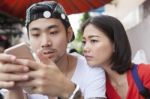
{"left": 67, "top": 26, "right": 74, "bottom": 42}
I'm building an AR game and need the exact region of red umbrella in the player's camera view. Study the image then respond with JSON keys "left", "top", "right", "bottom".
{"left": 0, "top": 0, "right": 112, "bottom": 19}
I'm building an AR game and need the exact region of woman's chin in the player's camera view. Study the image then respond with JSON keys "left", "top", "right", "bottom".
{"left": 87, "top": 61, "right": 99, "bottom": 67}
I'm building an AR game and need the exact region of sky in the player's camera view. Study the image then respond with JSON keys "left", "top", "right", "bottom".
{"left": 68, "top": 13, "right": 83, "bottom": 37}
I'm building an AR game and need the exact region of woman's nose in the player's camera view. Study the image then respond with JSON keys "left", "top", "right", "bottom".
{"left": 83, "top": 43, "right": 90, "bottom": 53}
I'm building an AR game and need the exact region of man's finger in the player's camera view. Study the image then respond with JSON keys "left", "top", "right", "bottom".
{"left": 15, "top": 59, "right": 41, "bottom": 70}
{"left": 36, "top": 50, "right": 54, "bottom": 65}
{"left": 16, "top": 79, "right": 40, "bottom": 87}
{"left": 0, "top": 54, "right": 16, "bottom": 63}
{"left": 0, "top": 73, "right": 29, "bottom": 81}
{"left": 0, "top": 81, "right": 15, "bottom": 88}
{"left": 0, "top": 63, "right": 29, "bottom": 73}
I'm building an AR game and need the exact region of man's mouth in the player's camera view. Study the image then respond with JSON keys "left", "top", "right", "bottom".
{"left": 41, "top": 49, "right": 56, "bottom": 58}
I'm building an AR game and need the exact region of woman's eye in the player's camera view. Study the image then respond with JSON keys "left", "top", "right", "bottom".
{"left": 82, "top": 40, "right": 86, "bottom": 45}
{"left": 91, "top": 40, "right": 98, "bottom": 43}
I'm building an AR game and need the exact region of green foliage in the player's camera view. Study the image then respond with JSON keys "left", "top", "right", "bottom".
{"left": 81, "top": 13, "right": 90, "bottom": 22}
{"left": 70, "top": 13, "right": 90, "bottom": 54}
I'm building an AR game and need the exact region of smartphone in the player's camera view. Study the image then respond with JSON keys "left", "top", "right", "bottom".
{"left": 4, "top": 42, "right": 37, "bottom": 93}
{"left": 4, "top": 42, "right": 37, "bottom": 61}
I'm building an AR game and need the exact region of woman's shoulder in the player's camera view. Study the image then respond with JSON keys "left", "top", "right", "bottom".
{"left": 137, "top": 63, "right": 150, "bottom": 77}
{"left": 137, "top": 63, "right": 150, "bottom": 74}
{"left": 137, "top": 63, "right": 150, "bottom": 88}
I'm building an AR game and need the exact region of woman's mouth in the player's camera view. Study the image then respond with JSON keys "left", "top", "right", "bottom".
{"left": 84, "top": 55, "right": 93, "bottom": 61}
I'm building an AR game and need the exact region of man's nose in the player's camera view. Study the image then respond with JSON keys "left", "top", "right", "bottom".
{"left": 41, "top": 34, "right": 52, "bottom": 48}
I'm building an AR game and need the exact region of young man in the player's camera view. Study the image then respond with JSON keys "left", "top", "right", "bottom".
{"left": 0, "top": 1, "right": 106, "bottom": 99}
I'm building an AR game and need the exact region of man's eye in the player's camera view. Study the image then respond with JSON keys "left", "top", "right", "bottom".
{"left": 31, "top": 34, "right": 40, "bottom": 37}
{"left": 50, "top": 31, "right": 58, "bottom": 35}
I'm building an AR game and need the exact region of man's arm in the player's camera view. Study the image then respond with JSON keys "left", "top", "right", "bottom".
{"left": 4, "top": 88, "right": 27, "bottom": 99}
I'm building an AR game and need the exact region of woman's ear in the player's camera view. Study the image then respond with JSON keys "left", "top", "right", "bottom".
{"left": 67, "top": 26, "right": 74, "bottom": 43}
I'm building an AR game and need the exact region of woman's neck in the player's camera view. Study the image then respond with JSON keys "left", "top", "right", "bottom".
{"left": 103, "top": 65, "right": 128, "bottom": 99}
{"left": 103, "top": 65, "right": 127, "bottom": 85}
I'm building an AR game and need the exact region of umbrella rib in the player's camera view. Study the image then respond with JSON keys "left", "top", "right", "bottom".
{"left": 86, "top": 0, "right": 96, "bottom": 9}
{"left": 69, "top": 0, "right": 80, "bottom": 13}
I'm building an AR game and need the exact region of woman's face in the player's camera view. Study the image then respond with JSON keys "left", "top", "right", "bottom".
{"left": 82, "top": 24, "right": 114, "bottom": 67}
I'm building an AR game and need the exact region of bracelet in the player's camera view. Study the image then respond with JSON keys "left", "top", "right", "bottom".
{"left": 69, "top": 84, "right": 80, "bottom": 99}
{"left": 58, "top": 84, "right": 82, "bottom": 99}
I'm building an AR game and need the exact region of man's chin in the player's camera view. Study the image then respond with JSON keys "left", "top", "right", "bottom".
{"left": 39, "top": 57, "right": 56, "bottom": 64}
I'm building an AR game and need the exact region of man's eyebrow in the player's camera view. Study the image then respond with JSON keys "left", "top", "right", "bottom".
{"left": 29, "top": 25, "right": 58, "bottom": 32}
{"left": 29, "top": 27, "right": 40, "bottom": 32}
{"left": 46, "top": 25, "right": 58, "bottom": 30}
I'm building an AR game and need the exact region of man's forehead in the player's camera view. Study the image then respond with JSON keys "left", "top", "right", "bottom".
{"left": 29, "top": 18, "right": 63, "bottom": 30}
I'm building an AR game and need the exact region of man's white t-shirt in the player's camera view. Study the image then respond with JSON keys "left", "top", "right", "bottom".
{"left": 0, "top": 53, "right": 106, "bottom": 99}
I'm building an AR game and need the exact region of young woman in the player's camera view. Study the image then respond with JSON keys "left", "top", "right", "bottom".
{"left": 0, "top": 1, "right": 106, "bottom": 99}
{"left": 81, "top": 15, "right": 150, "bottom": 99}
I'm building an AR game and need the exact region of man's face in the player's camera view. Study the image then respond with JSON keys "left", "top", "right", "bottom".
{"left": 28, "top": 18, "right": 69, "bottom": 63}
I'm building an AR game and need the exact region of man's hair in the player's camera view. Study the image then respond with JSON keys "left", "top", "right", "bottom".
{"left": 81, "top": 15, "right": 132, "bottom": 74}
{"left": 25, "top": 1, "right": 74, "bottom": 41}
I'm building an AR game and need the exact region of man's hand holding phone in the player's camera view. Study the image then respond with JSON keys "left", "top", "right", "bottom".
{"left": 0, "top": 53, "right": 29, "bottom": 99}
{"left": 0, "top": 53, "right": 29, "bottom": 89}
{"left": 0, "top": 42, "right": 37, "bottom": 89}
{"left": 2, "top": 42, "right": 40, "bottom": 92}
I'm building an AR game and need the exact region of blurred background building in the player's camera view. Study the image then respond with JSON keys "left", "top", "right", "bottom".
{"left": 70, "top": 0, "right": 150, "bottom": 63}
{"left": 0, "top": 0, "right": 150, "bottom": 63}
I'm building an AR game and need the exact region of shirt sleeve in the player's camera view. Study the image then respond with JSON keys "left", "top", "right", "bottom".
{"left": 84, "top": 67, "right": 106, "bottom": 98}
{"left": 0, "top": 89, "right": 48, "bottom": 99}
{"left": 26, "top": 94, "right": 48, "bottom": 99}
